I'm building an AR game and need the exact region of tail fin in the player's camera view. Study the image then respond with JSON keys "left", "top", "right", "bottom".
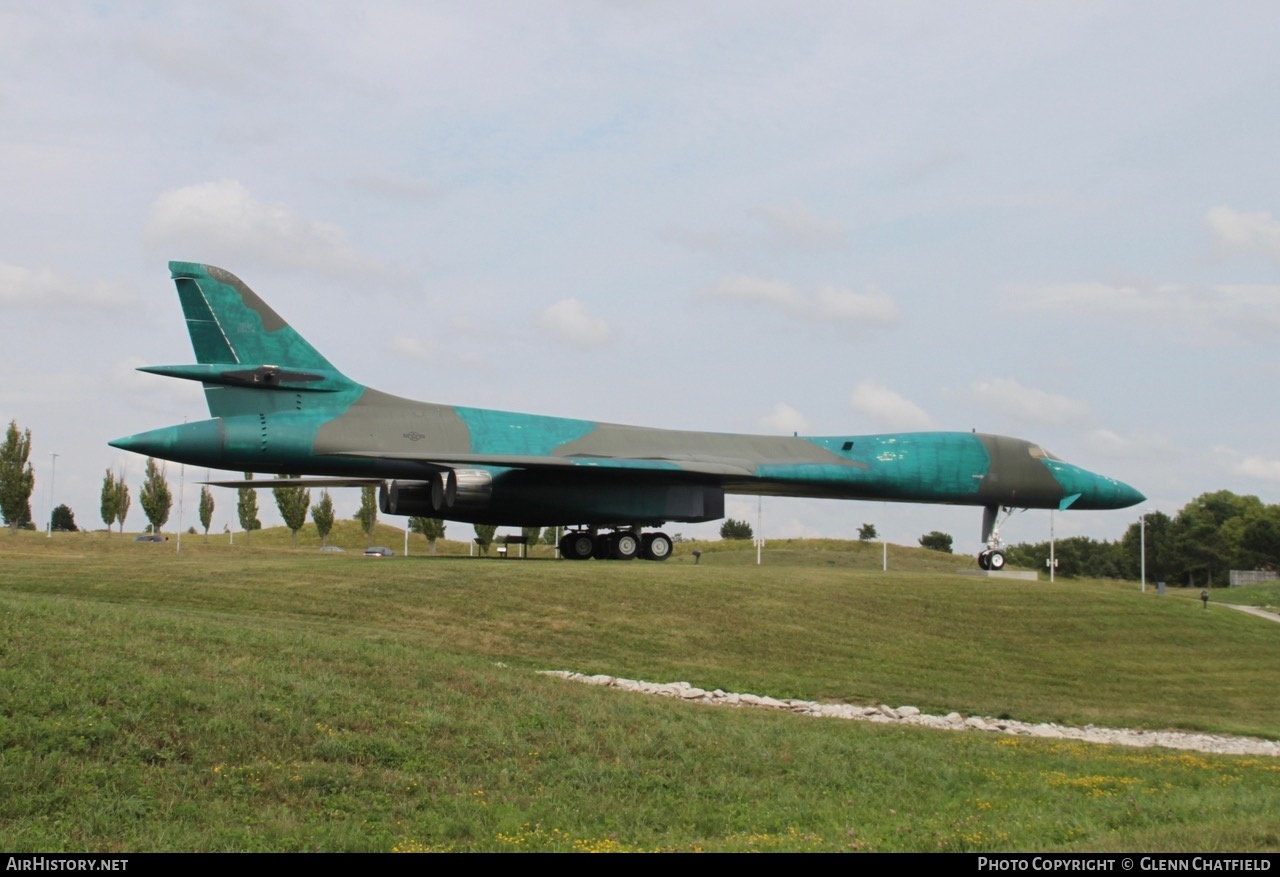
{"left": 166, "top": 262, "right": 360, "bottom": 418}
{"left": 169, "top": 262, "right": 336, "bottom": 371}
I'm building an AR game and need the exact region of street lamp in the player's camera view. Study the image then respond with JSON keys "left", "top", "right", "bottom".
{"left": 46, "top": 452, "right": 58, "bottom": 537}
{"left": 1139, "top": 508, "right": 1153, "bottom": 593}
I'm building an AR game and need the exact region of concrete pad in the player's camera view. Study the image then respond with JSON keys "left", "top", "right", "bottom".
{"left": 955, "top": 569, "right": 1038, "bottom": 581}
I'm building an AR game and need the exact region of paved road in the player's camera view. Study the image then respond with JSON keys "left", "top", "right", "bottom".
{"left": 1221, "top": 603, "right": 1280, "bottom": 623}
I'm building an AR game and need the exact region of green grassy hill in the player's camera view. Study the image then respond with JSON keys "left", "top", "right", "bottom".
{"left": 2, "top": 530, "right": 1277, "bottom": 851}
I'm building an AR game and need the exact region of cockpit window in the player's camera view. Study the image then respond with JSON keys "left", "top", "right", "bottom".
{"left": 1027, "top": 445, "right": 1061, "bottom": 461}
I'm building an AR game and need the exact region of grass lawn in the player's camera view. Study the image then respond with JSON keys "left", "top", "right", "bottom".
{"left": 2, "top": 529, "right": 1277, "bottom": 852}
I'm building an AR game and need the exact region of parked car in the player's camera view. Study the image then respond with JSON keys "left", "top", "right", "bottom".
{"left": 319, "top": 545, "right": 345, "bottom": 553}
{"left": 133, "top": 534, "right": 166, "bottom": 542}
{"left": 363, "top": 546, "right": 394, "bottom": 557}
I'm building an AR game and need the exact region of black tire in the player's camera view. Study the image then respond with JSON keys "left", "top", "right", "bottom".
{"left": 561, "top": 533, "right": 594, "bottom": 560}
{"left": 978, "top": 551, "right": 991, "bottom": 570}
{"left": 612, "top": 531, "right": 639, "bottom": 560}
{"left": 643, "top": 532, "right": 673, "bottom": 561}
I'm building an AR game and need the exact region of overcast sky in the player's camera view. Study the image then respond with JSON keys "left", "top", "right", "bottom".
{"left": 4, "top": 2, "right": 1279, "bottom": 553}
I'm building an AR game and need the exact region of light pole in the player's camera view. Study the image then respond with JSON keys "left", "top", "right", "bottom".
{"left": 1049, "top": 509, "right": 1055, "bottom": 583}
{"left": 882, "top": 501, "right": 888, "bottom": 572}
{"left": 1139, "top": 509, "right": 1153, "bottom": 593}
{"left": 46, "top": 452, "right": 58, "bottom": 537}
{"left": 754, "top": 496, "right": 764, "bottom": 565}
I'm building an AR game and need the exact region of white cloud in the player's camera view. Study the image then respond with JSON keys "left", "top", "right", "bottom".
{"left": 967, "top": 378, "right": 1090, "bottom": 427}
{"left": 758, "top": 202, "right": 845, "bottom": 247}
{"left": 1206, "top": 205, "right": 1280, "bottom": 264}
{"left": 669, "top": 203, "right": 845, "bottom": 253}
{"left": 1008, "top": 281, "right": 1153, "bottom": 314}
{"left": 109, "top": 355, "right": 204, "bottom": 414}
{"left": 1235, "top": 456, "right": 1280, "bottom": 481}
{"left": 1213, "top": 445, "right": 1280, "bottom": 482}
{"left": 1081, "top": 428, "right": 1173, "bottom": 459}
{"left": 848, "top": 380, "right": 934, "bottom": 430}
{"left": 126, "top": 29, "right": 258, "bottom": 94}
{"left": 1083, "top": 428, "right": 1140, "bottom": 457}
{"left": 1007, "top": 281, "right": 1280, "bottom": 341}
{"left": 759, "top": 402, "right": 810, "bottom": 435}
{"left": 144, "top": 180, "right": 391, "bottom": 281}
{"left": 353, "top": 174, "right": 444, "bottom": 202}
{"left": 0, "top": 260, "right": 134, "bottom": 311}
{"left": 704, "top": 275, "right": 899, "bottom": 325}
{"left": 536, "top": 298, "right": 611, "bottom": 346}
{"left": 390, "top": 335, "right": 441, "bottom": 363}
{"left": 814, "top": 285, "right": 899, "bottom": 322}
{"left": 705, "top": 275, "right": 803, "bottom": 310}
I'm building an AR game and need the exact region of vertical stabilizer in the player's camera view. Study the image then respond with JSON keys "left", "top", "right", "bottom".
{"left": 167, "top": 262, "right": 359, "bottom": 418}
{"left": 169, "top": 262, "right": 337, "bottom": 371}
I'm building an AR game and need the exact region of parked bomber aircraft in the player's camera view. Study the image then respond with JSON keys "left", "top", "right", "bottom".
{"left": 110, "top": 263, "right": 1144, "bottom": 566}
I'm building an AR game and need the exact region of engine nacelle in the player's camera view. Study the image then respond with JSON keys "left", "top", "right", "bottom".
{"left": 452, "top": 469, "right": 493, "bottom": 513}
{"left": 379, "top": 469, "right": 493, "bottom": 517}
{"left": 378, "top": 479, "right": 433, "bottom": 517}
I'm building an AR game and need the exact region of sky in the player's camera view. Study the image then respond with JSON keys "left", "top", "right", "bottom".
{"left": 3, "top": 1, "right": 1279, "bottom": 554}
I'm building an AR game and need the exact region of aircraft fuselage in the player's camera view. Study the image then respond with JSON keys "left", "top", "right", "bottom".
{"left": 109, "top": 262, "right": 1144, "bottom": 562}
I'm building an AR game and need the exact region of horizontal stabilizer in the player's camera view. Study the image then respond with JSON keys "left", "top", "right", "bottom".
{"left": 139, "top": 363, "right": 351, "bottom": 392}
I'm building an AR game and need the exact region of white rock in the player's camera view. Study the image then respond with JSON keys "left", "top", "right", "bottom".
{"left": 542, "top": 671, "right": 1280, "bottom": 757}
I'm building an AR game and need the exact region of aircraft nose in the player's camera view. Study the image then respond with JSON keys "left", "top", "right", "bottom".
{"left": 1047, "top": 461, "right": 1144, "bottom": 510}
{"left": 1074, "top": 472, "right": 1145, "bottom": 510}
{"left": 1113, "top": 479, "right": 1145, "bottom": 508}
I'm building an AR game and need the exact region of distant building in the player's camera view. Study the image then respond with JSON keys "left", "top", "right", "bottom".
{"left": 1229, "top": 569, "right": 1277, "bottom": 587}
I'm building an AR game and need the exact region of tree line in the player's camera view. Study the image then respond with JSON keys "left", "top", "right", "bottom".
{"left": 1001, "top": 490, "right": 1280, "bottom": 586}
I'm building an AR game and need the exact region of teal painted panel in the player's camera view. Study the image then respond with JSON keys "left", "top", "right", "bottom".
{"left": 455, "top": 407, "right": 596, "bottom": 456}
{"left": 756, "top": 462, "right": 870, "bottom": 484}
{"left": 789, "top": 433, "right": 989, "bottom": 499}
{"left": 169, "top": 263, "right": 335, "bottom": 373}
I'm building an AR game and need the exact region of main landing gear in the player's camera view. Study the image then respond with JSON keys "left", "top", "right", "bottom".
{"left": 977, "top": 505, "right": 1021, "bottom": 570}
{"left": 559, "top": 529, "right": 674, "bottom": 561}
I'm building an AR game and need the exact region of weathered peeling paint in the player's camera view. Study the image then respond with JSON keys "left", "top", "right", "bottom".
{"left": 110, "top": 263, "right": 1145, "bottom": 528}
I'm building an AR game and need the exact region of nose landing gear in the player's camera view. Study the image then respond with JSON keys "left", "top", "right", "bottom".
{"left": 977, "top": 505, "right": 1020, "bottom": 570}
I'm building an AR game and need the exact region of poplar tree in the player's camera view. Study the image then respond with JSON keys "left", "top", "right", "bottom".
{"left": 139, "top": 457, "right": 172, "bottom": 535}
{"left": 355, "top": 485, "right": 377, "bottom": 545}
{"left": 0, "top": 420, "right": 35, "bottom": 532}
{"left": 272, "top": 476, "right": 311, "bottom": 548}
{"left": 115, "top": 473, "right": 130, "bottom": 535}
{"left": 199, "top": 486, "right": 215, "bottom": 540}
{"left": 473, "top": 523, "right": 496, "bottom": 555}
{"left": 409, "top": 517, "right": 446, "bottom": 554}
{"left": 312, "top": 490, "right": 335, "bottom": 547}
{"left": 237, "top": 473, "right": 261, "bottom": 544}
{"left": 101, "top": 469, "right": 120, "bottom": 534}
